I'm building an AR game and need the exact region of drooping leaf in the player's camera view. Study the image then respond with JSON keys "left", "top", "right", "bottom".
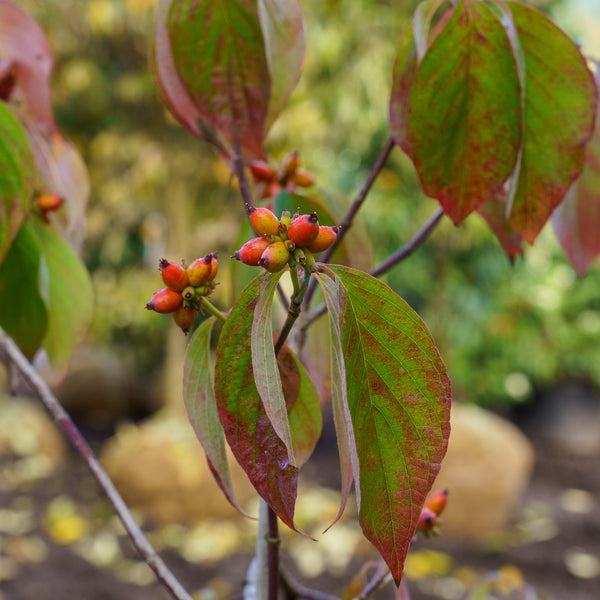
{"left": 318, "top": 264, "right": 451, "bottom": 582}
{"left": 0, "top": 0, "right": 54, "bottom": 129}
{"left": 478, "top": 194, "right": 523, "bottom": 260}
{"left": 507, "top": 1, "right": 598, "bottom": 243}
{"left": 553, "top": 73, "right": 600, "bottom": 276}
{"left": 312, "top": 271, "right": 358, "bottom": 530}
{"left": 32, "top": 221, "right": 93, "bottom": 385}
{"left": 405, "top": 0, "right": 521, "bottom": 223}
{"left": 258, "top": 0, "right": 305, "bottom": 130}
{"left": 0, "top": 223, "right": 47, "bottom": 357}
{"left": 0, "top": 100, "right": 35, "bottom": 265}
{"left": 184, "top": 316, "right": 250, "bottom": 514}
{"left": 214, "top": 273, "right": 300, "bottom": 530}
{"left": 158, "top": 0, "right": 271, "bottom": 158}
{"left": 251, "top": 270, "right": 297, "bottom": 465}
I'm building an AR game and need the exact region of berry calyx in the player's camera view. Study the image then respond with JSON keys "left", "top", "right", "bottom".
{"left": 173, "top": 305, "right": 197, "bottom": 334}
{"left": 234, "top": 237, "right": 271, "bottom": 266}
{"left": 159, "top": 259, "right": 189, "bottom": 292}
{"left": 145, "top": 288, "right": 183, "bottom": 314}
{"left": 306, "top": 226, "right": 338, "bottom": 254}
{"left": 417, "top": 507, "right": 437, "bottom": 532}
{"left": 187, "top": 255, "right": 213, "bottom": 286}
{"left": 249, "top": 206, "right": 281, "bottom": 237}
{"left": 287, "top": 212, "right": 320, "bottom": 247}
{"left": 424, "top": 488, "right": 448, "bottom": 516}
{"left": 258, "top": 241, "right": 290, "bottom": 273}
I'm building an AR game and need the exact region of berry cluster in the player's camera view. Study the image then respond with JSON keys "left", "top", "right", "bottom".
{"left": 249, "top": 152, "right": 315, "bottom": 199}
{"left": 234, "top": 206, "right": 339, "bottom": 273}
{"left": 417, "top": 488, "right": 448, "bottom": 536}
{"left": 145, "top": 253, "right": 218, "bottom": 333}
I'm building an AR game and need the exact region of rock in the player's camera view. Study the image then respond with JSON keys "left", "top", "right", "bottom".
{"left": 0, "top": 396, "right": 67, "bottom": 469}
{"left": 100, "top": 412, "right": 257, "bottom": 525}
{"left": 432, "top": 404, "right": 535, "bottom": 538}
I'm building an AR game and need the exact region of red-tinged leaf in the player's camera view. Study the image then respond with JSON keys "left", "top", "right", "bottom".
{"left": 184, "top": 316, "right": 250, "bottom": 515}
{"left": 0, "top": 0, "right": 54, "bottom": 129}
{"left": 159, "top": 0, "right": 271, "bottom": 159}
{"left": 300, "top": 308, "right": 331, "bottom": 405}
{"left": 553, "top": 77, "right": 600, "bottom": 276}
{"left": 152, "top": 1, "right": 233, "bottom": 159}
{"left": 506, "top": 1, "right": 598, "bottom": 243}
{"left": 0, "top": 101, "right": 35, "bottom": 265}
{"left": 478, "top": 193, "right": 524, "bottom": 260}
{"left": 27, "top": 128, "right": 90, "bottom": 254}
{"left": 389, "top": 25, "right": 418, "bottom": 156}
{"left": 32, "top": 220, "right": 93, "bottom": 386}
{"left": 318, "top": 265, "right": 451, "bottom": 581}
{"left": 312, "top": 271, "right": 358, "bottom": 530}
{"left": 406, "top": 0, "right": 521, "bottom": 223}
{"left": 252, "top": 270, "right": 297, "bottom": 466}
{"left": 214, "top": 274, "right": 301, "bottom": 531}
{"left": 258, "top": 0, "right": 305, "bottom": 130}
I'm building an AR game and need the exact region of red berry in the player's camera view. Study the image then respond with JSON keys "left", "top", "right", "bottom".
{"left": 187, "top": 256, "right": 212, "bottom": 286}
{"left": 250, "top": 160, "right": 276, "bottom": 182}
{"left": 173, "top": 305, "right": 197, "bottom": 333}
{"left": 306, "top": 226, "right": 338, "bottom": 254}
{"left": 424, "top": 488, "right": 448, "bottom": 516}
{"left": 159, "top": 259, "right": 189, "bottom": 292}
{"left": 206, "top": 253, "right": 218, "bottom": 281}
{"left": 417, "top": 507, "right": 437, "bottom": 532}
{"left": 258, "top": 241, "right": 290, "bottom": 273}
{"left": 36, "top": 193, "right": 63, "bottom": 212}
{"left": 286, "top": 213, "right": 320, "bottom": 247}
{"left": 235, "top": 237, "right": 271, "bottom": 266}
{"left": 249, "top": 206, "right": 280, "bottom": 237}
{"left": 146, "top": 288, "right": 183, "bottom": 313}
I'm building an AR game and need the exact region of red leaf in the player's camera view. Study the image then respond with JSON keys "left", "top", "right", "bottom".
{"left": 478, "top": 193, "right": 524, "bottom": 260}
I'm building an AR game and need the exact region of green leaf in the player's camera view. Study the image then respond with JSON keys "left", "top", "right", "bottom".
{"left": 406, "top": 0, "right": 522, "bottom": 223}
{"left": 0, "top": 101, "right": 35, "bottom": 265}
{"left": 184, "top": 316, "right": 250, "bottom": 514}
{"left": 32, "top": 221, "right": 93, "bottom": 383}
{"left": 507, "top": 1, "right": 597, "bottom": 243}
{"left": 214, "top": 273, "right": 300, "bottom": 531}
{"left": 251, "top": 270, "right": 296, "bottom": 465}
{"left": 318, "top": 264, "right": 451, "bottom": 581}
{"left": 0, "top": 223, "right": 47, "bottom": 357}
{"left": 258, "top": 0, "right": 305, "bottom": 130}
{"left": 160, "top": 0, "right": 271, "bottom": 158}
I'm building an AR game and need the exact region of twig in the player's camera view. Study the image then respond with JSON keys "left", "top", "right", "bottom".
{"left": 302, "top": 138, "right": 395, "bottom": 308}
{"left": 354, "top": 562, "right": 391, "bottom": 600}
{"left": 298, "top": 207, "right": 445, "bottom": 336}
{"left": 0, "top": 328, "right": 194, "bottom": 600}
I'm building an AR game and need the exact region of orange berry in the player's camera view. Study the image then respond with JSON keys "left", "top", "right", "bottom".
{"left": 173, "top": 305, "right": 197, "bottom": 333}
{"left": 36, "top": 193, "right": 63, "bottom": 212}
{"left": 292, "top": 168, "right": 315, "bottom": 188}
{"left": 258, "top": 241, "right": 290, "bottom": 273}
{"left": 286, "top": 212, "right": 320, "bottom": 247}
{"left": 187, "top": 256, "right": 212, "bottom": 286}
{"left": 206, "top": 253, "right": 218, "bottom": 281}
{"left": 146, "top": 288, "right": 183, "bottom": 313}
{"left": 424, "top": 489, "right": 448, "bottom": 516}
{"left": 280, "top": 151, "right": 299, "bottom": 181}
{"left": 250, "top": 160, "right": 276, "bottom": 182}
{"left": 159, "top": 259, "right": 189, "bottom": 292}
{"left": 417, "top": 507, "right": 437, "bottom": 532}
{"left": 306, "top": 226, "right": 338, "bottom": 254}
{"left": 234, "top": 237, "right": 271, "bottom": 266}
{"left": 249, "top": 206, "right": 280, "bottom": 237}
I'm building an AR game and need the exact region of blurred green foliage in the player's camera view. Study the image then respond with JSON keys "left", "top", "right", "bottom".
{"left": 19, "top": 0, "right": 600, "bottom": 405}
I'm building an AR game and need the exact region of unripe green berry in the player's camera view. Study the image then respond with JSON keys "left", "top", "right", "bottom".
{"left": 249, "top": 206, "right": 280, "bottom": 237}
{"left": 159, "top": 258, "right": 189, "bottom": 292}
{"left": 146, "top": 288, "right": 183, "bottom": 313}
{"left": 173, "top": 305, "right": 197, "bottom": 333}
{"left": 286, "top": 212, "right": 320, "bottom": 247}
{"left": 258, "top": 241, "right": 290, "bottom": 273}
{"left": 234, "top": 237, "right": 271, "bottom": 266}
{"left": 305, "top": 226, "right": 338, "bottom": 254}
{"left": 182, "top": 286, "right": 196, "bottom": 302}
